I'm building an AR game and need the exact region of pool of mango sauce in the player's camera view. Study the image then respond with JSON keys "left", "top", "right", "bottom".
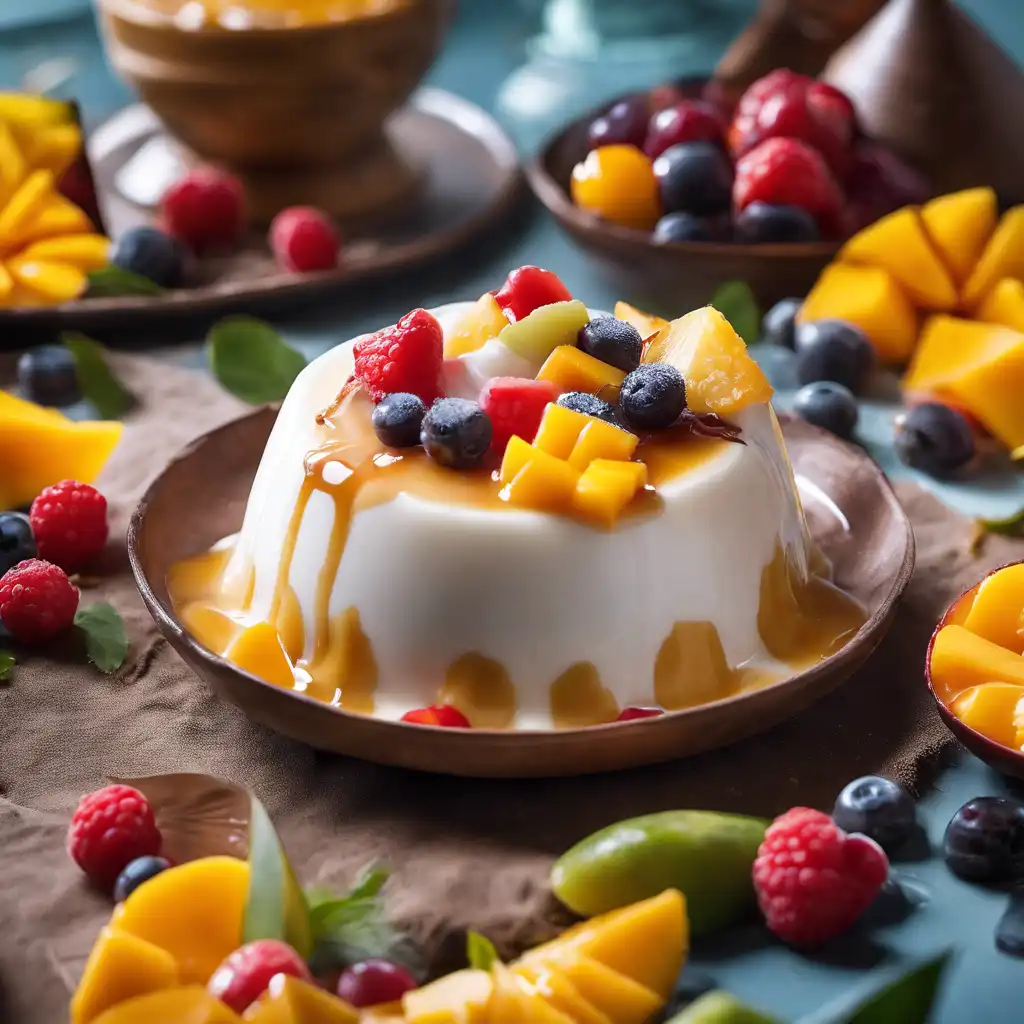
{"left": 134, "top": 0, "right": 404, "bottom": 30}
{"left": 168, "top": 391, "right": 866, "bottom": 729}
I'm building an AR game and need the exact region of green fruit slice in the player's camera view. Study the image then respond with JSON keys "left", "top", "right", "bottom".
{"left": 666, "top": 991, "right": 781, "bottom": 1024}
{"left": 498, "top": 299, "right": 591, "bottom": 366}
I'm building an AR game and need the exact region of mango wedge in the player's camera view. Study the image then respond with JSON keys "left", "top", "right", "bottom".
{"left": 512, "top": 963, "right": 613, "bottom": 1024}
{"left": 91, "top": 987, "right": 242, "bottom": 1024}
{"left": 963, "top": 206, "right": 1024, "bottom": 310}
{"left": 962, "top": 564, "right": 1024, "bottom": 653}
{"left": 920, "top": 187, "right": 997, "bottom": 287}
{"left": 930, "top": 625, "right": 1024, "bottom": 703}
{"left": 403, "top": 968, "right": 493, "bottom": 1024}
{"left": 951, "top": 683, "right": 1024, "bottom": 749}
{"left": 977, "top": 278, "right": 1024, "bottom": 333}
{"left": 242, "top": 976, "right": 360, "bottom": 1023}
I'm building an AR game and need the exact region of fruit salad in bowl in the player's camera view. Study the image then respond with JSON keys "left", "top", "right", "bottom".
{"left": 161, "top": 264, "right": 867, "bottom": 733}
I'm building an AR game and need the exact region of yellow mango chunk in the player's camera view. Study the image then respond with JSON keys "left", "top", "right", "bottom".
{"left": 839, "top": 207, "right": 958, "bottom": 310}
{"left": 930, "top": 625, "right": 1024, "bottom": 703}
{"left": 533, "top": 403, "right": 593, "bottom": 460}
{"left": 942, "top": 332, "right": 1024, "bottom": 449}
{"left": 403, "top": 968, "right": 492, "bottom": 1024}
{"left": 519, "top": 988, "right": 577, "bottom": 1024}
{"left": 537, "top": 345, "right": 627, "bottom": 398}
{"left": 0, "top": 169, "right": 54, "bottom": 242}
{"left": 963, "top": 206, "right": 1024, "bottom": 309}
{"left": 115, "top": 856, "right": 249, "bottom": 985}
{"left": 951, "top": 683, "right": 1024, "bottom": 748}
{"left": 92, "top": 987, "right": 242, "bottom": 1024}
{"left": 902, "top": 315, "right": 1022, "bottom": 394}
{"left": 572, "top": 460, "right": 648, "bottom": 526}
{"left": 444, "top": 293, "right": 508, "bottom": 358}
{"left": 20, "top": 232, "right": 109, "bottom": 271}
{"left": 962, "top": 564, "right": 1024, "bottom": 652}
{"left": 501, "top": 446, "right": 580, "bottom": 513}
{"left": 921, "top": 187, "right": 998, "bottom": 286}
{"left": 512, "top": 963, "right": 613, "bottom": 1024}
{"left": 976, "top": 277, "right": 1024, "bottom": 333}
{"left": 225, "top": 623, "right": 296, "bottom": 689}
{"left": 567, "top": 418, "right": 637, "bottom": 470}
{"left": 9, "top": 192, "right": 92, "bottom": 246}
{"left": 243, "top": 975, "right": 359, "bottom": 1023}
{"left": 644, "top": 307, "right": 773, "bottom": 416}
{"left": 9, "top": 256, "right": 86, "bottom": 303}
{"left": 614, "top": 301, "right": 668, "bottom": 342}
{"left": 0, "top": 387, "right": 70, "bottom": 425}
{"left": 0, "top": 91, "right": 76, "bottom": 127}
{"left": 499, "top": 434, "right": 534, "bottom": 485}
{"left": 797, "top": 264, "right": 918, "bottom": 364}
{"left": 0, "top": 121, "right": 26, "bottom": 207}
{"left": 71, "top": 927, "right": 179, "bottom": 1024}
{"left": 487, "top": 964, "right": 533, "bottom": 1024}
{"left": 18, "top": 122, "right": 83, "bottom": 178}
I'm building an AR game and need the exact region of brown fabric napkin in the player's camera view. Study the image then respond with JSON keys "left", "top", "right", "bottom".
{"left": 0, "top": 355, "right": 1017, "bottom": 1024}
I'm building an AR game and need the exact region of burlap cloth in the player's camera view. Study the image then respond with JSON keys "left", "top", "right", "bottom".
{"left": 0, "top": 354, "right": 1018, "bottom": 1023}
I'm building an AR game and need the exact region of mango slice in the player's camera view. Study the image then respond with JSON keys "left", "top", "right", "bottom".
{"left": 951, "top": 683, "right": 1024, "bottom": 748}
{"left": 513, "top": 963, "right": 613, "bottom": 1024}
{"left": 901, "top": 315, "right": 1022, "bottom": 394}
{"left": 930, "top": 625, "right": 1024, "bottom": 703}
{"left": 614, "top": 301, "right": 668, "bottom": 341}
{"left": 572, "top": 460, "right": 647, "bottom": 526}
{"left": 839, "top": 207, "right": 958, "bottom": 311}
{"left": 71, "top": 928, "right": 179, "bottom": 1024}
{"left": 0, "top": 91, "right": 76, "bottom": 128}
{"left": 976, "top": 277, "right": 1024, "bottom": 333}
{"left": 225, "top": 623, "right": 296, "bottom": 689}
{"left": 921, "top": 187, "right": 998, "bottom": 287}
{"left": 242, "top": 975, "right": 360, "bottom": 1023}
{"left": 19, "top": 122, "right": 83, "bottom": 178}
{"left": 91, "top": 987, "right": 242, "bottom": 1024}
{"left": 8, "top": 256, "right": 86, "bottom": 302}
{"left": 0, "top": 122, "right": 26, "bottom": 206}
{"left": 797, "top": 263, "right": 918, "bottom": 364}
{"left": 644, "top": 306, "right": 772, "bottom": 416}
{"left": 10, "top": 192, "right": 92, "bottom": 246}
{"left": 963, "top": 206, "right": 1024, "bottom": 310}
{"left": 0, "top": 168, "right": 54, "bottom": 242}
{"left": 20, "top": 232, "right": 109, "bottom": 270}
{"left": 403, "top": 968, "right": 492, "bottom": 1024}
{"left": 536, "top": 346, "right": 626, "bottom": 398}
{"left": 114, "top": 856, "right": 249, "bottom": 985}
{"left": 498, "top": 300, "right": 591, "bottom": 367}
{"left": 962, "top": 564, "right": 1024, "bottom": 652}
{"left": 444, "top": 293, "right": 509, "bottom": 359}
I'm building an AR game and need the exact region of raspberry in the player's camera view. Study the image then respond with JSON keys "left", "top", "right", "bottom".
{"left": 494, "top": 266, "right": 573, "bottom": 323}
{"left": 400, "top": 705, "right": 471, "bottom": 727}
{"left": 67, "top": 784, "right": 163, "bottom": 891}
{"left": 479, "top": 377, "right": 558, "bottom": 455}
{"left": 161, "top": 166, "right": 245, "bottom": 254}
{"left": 269, "top": 206, "right": 340, "bottom": 273}
{"left": 30, "top": 480, "right": 109, "bottom": 571}
{"left": 208, "top": 940, "right": 312, "bottom": 1013}
{"left": 354, "top": 308, "right": 444, "bottom": 405}
{"left": 734, "top": 138, "right": 846, "bottom": 238}
{"left": 752, "top": 807, "right": 889, "bottom": 946}
{"left": 0, "top": 558, "right": 79, "bottom": 643}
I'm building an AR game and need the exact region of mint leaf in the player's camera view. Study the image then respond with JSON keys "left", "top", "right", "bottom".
{"left": 0, "top": 650, "right": 14, "bottom": 682}
{"left": 62, "top": 332, "right": 136, "bottom": 419}
{"left": 466, "top": 931, "right": 499, "bottom": 971}
{"left": 86, "top": 266, "right": 165, "bottom": 297}
{"left": 73, "top": 603, "right": 128, "bottom": 673}
{"left": 710, "top": 280, "right": 760, "bottom": 344}
{"left": 207, "top": 317, "right": 306, "bottom": 405}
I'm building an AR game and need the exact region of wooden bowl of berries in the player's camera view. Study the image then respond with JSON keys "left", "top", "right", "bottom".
{"left": 527, "top": 70, "right": 930, "bottom": 313}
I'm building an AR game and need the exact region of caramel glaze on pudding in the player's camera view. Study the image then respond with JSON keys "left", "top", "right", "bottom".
{"left": 168, "top": 302, "right": 865, "bottom": 730}
{"left": 131, "top": 0, "right": 408, "bottom": 30}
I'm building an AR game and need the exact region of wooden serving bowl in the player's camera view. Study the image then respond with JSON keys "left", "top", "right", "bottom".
{"left": 526, "top": 89, "right": 839, "bottom": 313}
{"left": 129, "top": 410, "right": 913, "bottom": 778}
{"left": 927, "top": 565, "right": 1024, "bottom": 780}
{"left": 95, "top": 0, "right": 451, "bottom": 223}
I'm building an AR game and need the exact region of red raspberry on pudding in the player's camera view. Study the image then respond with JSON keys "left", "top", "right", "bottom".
{"left": 354, "top": 308, "right": 444, "bottom": 405}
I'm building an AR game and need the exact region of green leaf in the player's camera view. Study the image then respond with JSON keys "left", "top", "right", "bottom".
{"left": 796, "top": 951, "right": 953, "bottom": 1024}
{"left": 710, "top": 280, "right": 760, "bottom": 344}
{"left": 62, "top": 333, "right": 136, "bottom": 420}
{"left": 979, "top": 507, "right": 1024, "bottom": 537}
{"left": 207, "top": 316, "right": 307, "bottom": 405}
{"left": 0, "top": 650, "right": 13, "bottom": 682}
{"left": 86, "top": 266, "right": 165, "bottom": 297}
{"left": 73, "top": 603, "right": 128, "bottom": 673}
{"left": 466, "top": 930, "right": 500, "bottom": 971}
{"left": 243, "top": 792, "right": 313, "bottom": 958}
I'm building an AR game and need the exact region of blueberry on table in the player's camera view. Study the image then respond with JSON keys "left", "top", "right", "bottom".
{"left": 653, "top": 212, "right": 727, "bottom": 244}
{"left": 894, "top": 402, "right": 975, "bottom": 477}
{"left": 110, "top": 225, "right": 186, "bottom": 288}
{"left": 113, "top": 855, "right": 172, "bottom": 902}
{"left": 421, "top": 398, "right": 492, "bottom": 469}
{"left": 759, "top": 298, "right": 802, "bottom": 348}
{"left": 556, "top": 391, "right": 621, "bottom": 424}
{"left": 0, "top": 512, "right": 36, "bottom": 575}
{"left": 652, "top": 142, "right": 733, "bottom": 217}
{"left": 16, "top": 344, "right": 81, "bottom": 408}
{"left": 833, "top": 775, "right": 916, "bottom": 850}
{"left": 792, "top": 381, "right": 859, "bottom": 440}
{"left": 619, "top": 363, "right": 687, "bottom": 430}
{"left": 793, "top": 318, "right": 875, "bottom": 392}
{"left": 372, "top": 392, "right": 426, "bottom": 448}
{"left": 734, "top": 202, "right": 820, "bottom": 243}
{"left": 944, "top": 796, "right": 1024, "bottom": 884}
{"left": 577, "top": 317, "right": 643, "bottom": 372}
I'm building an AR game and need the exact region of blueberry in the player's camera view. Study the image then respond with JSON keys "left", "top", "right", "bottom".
{"left": 421, "top": 398, "right": 492, "bottom": 469}
{"left": 652, "top": 142, "right": 733, "bottom": 216}
{"left": 371, "top": 392, "right": 426, "bottom": 448}
{"left": 793, "top": 319, "right": 875, "bottom": 393}
{"left": 653, "top": 212, "right": 728, "bottom": 244}
{"left": 0, "top": 512, "right": 36, "bottom": 575}
{"left": 759, "top": 297, "right": 802, "bottom": 348}
{"left": 111, "top": 226, "right": 186, "bottom": 288}
{"left": 113, "top": 855, "right": 173, "bottom": 902}
{"left": 833, "top": 775, "right": 916, "bottom": 850}
{"left": 556, "top": 392, "right": 621, "bottom": 424}
{"left": 17, "top": 344, "right": 81, "bottom": 408}
{"left": 893, "top": 402, "right": 975, "bottom": 477}
{"left": 577, "top": 317, "right": 643, "bottom": 372}
{"left": 793, "top": 381, "right": 859, "bottom": 439}
{"left": 619, "top": 363, "right": 687, "bottom": 430}
{"left": 734, "top": 202, "right": 820, "bottom": 243}
{"left": 944, "top": 797, "right": 1024, "bottom": 884}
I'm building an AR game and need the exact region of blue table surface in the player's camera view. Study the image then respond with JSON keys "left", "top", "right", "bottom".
{"left": 4, "top": 3, "right": 1024, "bottom": 1021}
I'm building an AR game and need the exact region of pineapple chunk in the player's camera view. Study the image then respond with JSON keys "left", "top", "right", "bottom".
{"left": 444, "top": 293, "right": 508, "bottom": 359}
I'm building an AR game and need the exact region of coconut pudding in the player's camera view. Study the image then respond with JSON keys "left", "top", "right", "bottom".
{"left": 168, "top": 265, "right": 864, "bottom": 730}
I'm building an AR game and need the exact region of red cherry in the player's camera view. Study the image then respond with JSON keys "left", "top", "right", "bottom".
{"left": 270, "top": 206, "right": 340, "bottom": 272}
{"left": 207, "top": 940, "right": 311, "bottom": 1013}
{"left": 400, "top": 705, "right": 471, "bottom": 728}
{"left": 337, "top": 959, "right": 418, "bottom": 1008}
{"left": 587, "top": 96, "right": 649, "bottom": 151}
{"left": 480, "top": 376, "right": 559, "bottom": 455}
{"left": 616, "top": 707, "right": 666, "bottom": 722}
{"left": 494, "top": 266, "right": 573, "bottom": 323}
{"left": 644, "top": 101, "right": 726, "bottom": 160}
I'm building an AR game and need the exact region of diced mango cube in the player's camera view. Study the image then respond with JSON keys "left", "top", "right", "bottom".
{"left": 568, "top": 418, "right": 637, "bottom": 470}
{"left": 613, "top": 301, "right": 668, "bottom": 342}
{"left": 797, "top": 263, "right": 919, "bottom": 364}
{"left": 962, "top": 564, "right": 1024, "bottom": 653}
{"left": 977, "top": 277, "right": 1024, "bottom": 333}
{"left": 403, "top": 968, "right": 492, "bottom": 1024}
{"left": 501, "top": 447, "right": 580, "bottom": 513}
{"left": 533, "top": 403, "right": 593, "bottom": 460}
{"left": 499, "top": 434, "right": 534, "bottom": 486}
{"left": 572, "top": 460, "right": 648, "bottom": 525}
{"left": 444, "top": 293, "right": 509, "bottom": 359}
{"left": 930, "top": 624, "right": 1024, "bottom": 703}
{"left": 225, "top": 622, "right": 296, "bottom": 689}
{"left": 71, "top": 927, "right": 179, "bottom": 1024}
{"left": 536, "top": 345, "right": 626, "bottom": 398}
{"left": 921, "top": 187, "right": 998, "bottom": 287}
{"left": 963, "top": 206, "right": 1024, "bottom": 309}
{"left": 91, "top": 987, "right": 242, "bottom": 1024}
{"left": 942, "top": 332, "right": 1024, "bottom": 449}
{"left": 902, "top": 315, "right": 1022, "bottom": 395}
{"left": 840, "top": 207, "right": 957, "bottom": 311}
{"left": 243, "top": 975, "right": 360, "bottom": 1023}
{"left": 644, "top": 307, "right": 773, "bottom": 416}
{"left": 951, "top": 683, "right": 1024, "bottom": 748}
